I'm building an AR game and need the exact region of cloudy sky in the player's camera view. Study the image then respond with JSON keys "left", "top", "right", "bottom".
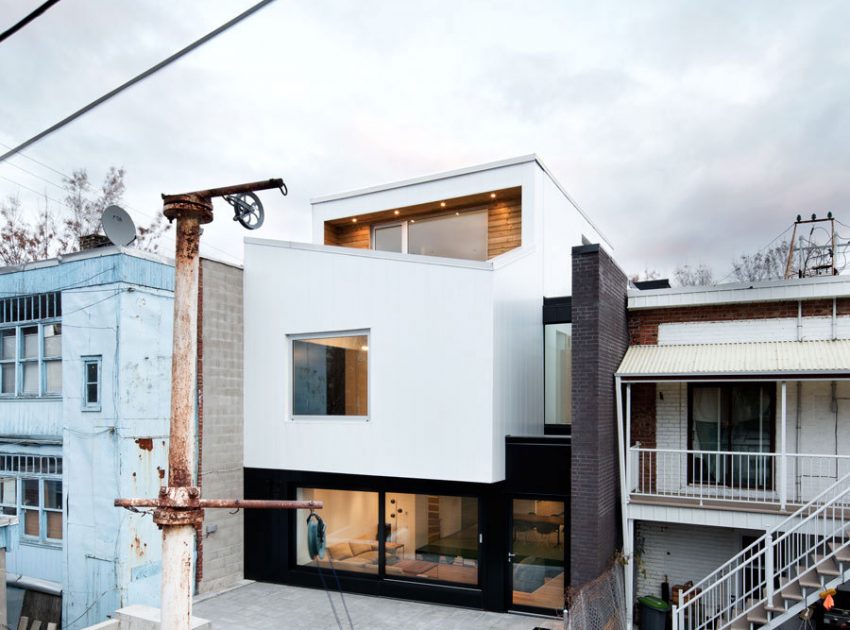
{"left": 2, "top": 1, "right": 849, "bottom": 279}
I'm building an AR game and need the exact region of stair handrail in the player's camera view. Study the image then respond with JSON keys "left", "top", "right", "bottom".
{"left": 672, "top": 469, "right": 850, "bottom": 630}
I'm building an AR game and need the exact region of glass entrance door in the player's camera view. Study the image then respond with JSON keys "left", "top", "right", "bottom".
{"left": 509, "top": 498, "right": 566, "bottom": 613}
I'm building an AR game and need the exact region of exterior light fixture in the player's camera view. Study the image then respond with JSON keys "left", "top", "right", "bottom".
{"left": 440, "top": 202, "right": 446, "bottom": 207}
{"left": 394, "top": 210, "right": 400, "bottom": 216}
{"left": 352, "top": 218, "right": 358, "bottom": 223}
{"left": 490, "top": 193, "right": 496, "bottom": 199}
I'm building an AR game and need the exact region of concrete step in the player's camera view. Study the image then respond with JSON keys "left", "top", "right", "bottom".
{"left": 797, "top": 565, "right": 821, "bottom": 589}
{"left": 779, "top": 576, "right": 803, "bottom": 602}
{"left": 830, "top": 540, "right": 850, "bottom": 564}
{"left": 765, "top": 592, "right": 787, "bottom": 613}
{"left": 746, "top": 601, "right": 769, "bottom": 625}
{"left": 812, "top": 554, "right": 840, "bottom": 577}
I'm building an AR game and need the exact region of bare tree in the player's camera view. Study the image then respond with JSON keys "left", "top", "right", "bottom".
{"left": 731, "top": 241, "right": 790, "bottom": 282}
{"left": 629, "top": 267, "right": 660, "bottom": 284}
{"left": 673, "top": 264, "right": 714, "bottom": 287}
{"left": 0, "top": 167, "right": 170, "bottom": 265}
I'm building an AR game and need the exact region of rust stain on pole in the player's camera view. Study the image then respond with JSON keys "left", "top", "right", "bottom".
{"left": 115, "top": 179, "right": 292, "bottom": 630}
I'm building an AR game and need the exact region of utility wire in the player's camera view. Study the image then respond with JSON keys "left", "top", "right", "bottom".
{"left": 0, "top": 0, "right": 61, "bottom": 44}
{"left": 0, "top": 0, "right": 277, "bottom": 165}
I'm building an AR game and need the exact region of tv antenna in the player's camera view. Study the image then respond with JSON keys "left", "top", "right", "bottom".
{"left": 101, "top": 205, "right": 137, "bottom": 246}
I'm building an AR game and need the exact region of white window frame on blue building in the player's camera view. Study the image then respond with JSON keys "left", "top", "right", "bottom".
{"left": 0, "top": 292, "right": 62, "bottom": 398}
{"left": 81, "top": 355, "right": 102, "bottom": 411}
{"left": 0, "top": 454, "right": 63, "bottom": 546}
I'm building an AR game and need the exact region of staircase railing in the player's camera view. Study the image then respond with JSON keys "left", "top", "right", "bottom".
{"left": 672, "top": 469, "right": 850, "bottom": 630}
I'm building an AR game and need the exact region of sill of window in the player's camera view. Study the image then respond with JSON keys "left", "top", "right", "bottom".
{"left": 290, "top": 416, "right": 370, "bottom": 423}
{"left": 19, "top": 539, "right": 62, "bottom": 549}
{"left": 0, "top": 396, "right": 62, "bottom": 402}
{"left": 81, "top": 406, "right": 102, "bottom": 413}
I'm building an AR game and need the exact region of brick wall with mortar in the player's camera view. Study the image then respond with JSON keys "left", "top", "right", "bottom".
{"left": 197, "top": 259, "right": 245, "bottom": 594}
{"left": 570, "top": 244, "right": 629, "bottom": 588}
{"left": 634, "top": 522, "right": 750, "bottom": 599}
{"left": 629, "top": 298, "right": 850, "bottom": 345}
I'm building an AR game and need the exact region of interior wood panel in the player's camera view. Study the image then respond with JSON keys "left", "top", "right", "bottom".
{"left": 324, "top": 186, "right": 522, "bottom": 259}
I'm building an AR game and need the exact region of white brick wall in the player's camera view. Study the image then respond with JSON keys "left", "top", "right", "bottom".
{"left": 658, "top": 315, "right": 850, "bottom": 345}
{"left": 646, "top": 381, "right": 850, "bottom": 501}
{"left": 634, "top": 522, "right": 753, "bottom": 599}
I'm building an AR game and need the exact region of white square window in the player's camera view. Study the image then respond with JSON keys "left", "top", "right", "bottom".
{"left": 290, "top": 332, "right": 369, "bottom": 419}
{"left": 82, "top": 356, "right": 102, "bottom": 411}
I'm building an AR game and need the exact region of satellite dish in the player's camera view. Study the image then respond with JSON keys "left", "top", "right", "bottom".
{"left": 102, "top": 205, "right": 137, "bottom": 246}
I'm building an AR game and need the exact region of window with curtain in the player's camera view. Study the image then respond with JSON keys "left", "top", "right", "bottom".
{"left": 689, "top": 383, "right": 775, "bottom": 488}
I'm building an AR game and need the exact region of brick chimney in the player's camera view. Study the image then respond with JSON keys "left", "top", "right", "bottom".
{"left": 79, "top": 234, "right": 113, "bottom": 250}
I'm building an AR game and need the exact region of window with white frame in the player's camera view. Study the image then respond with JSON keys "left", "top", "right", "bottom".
{"left": 291, "top": 332, "right": 369, "bottom": 418}
{"left": 0, "top": 323, "right": 62, "bottom": 397}
{"left": 82, "top": 356, "right": 102, "bottom": 410}
{"left": 0, "top": 455, "right": 63, "bottom": 545}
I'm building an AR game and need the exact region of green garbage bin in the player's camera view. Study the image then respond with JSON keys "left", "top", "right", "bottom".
{"left": 638, "top": 595, "right": 670, "bottom": 629}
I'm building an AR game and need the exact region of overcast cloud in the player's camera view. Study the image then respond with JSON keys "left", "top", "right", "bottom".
{"left": 1, "top": 1, "right": 849, "bottom": 278}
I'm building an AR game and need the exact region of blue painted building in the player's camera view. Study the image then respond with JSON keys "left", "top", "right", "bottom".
{"left": 0, "top": 246, "right": 175, "bottom": 629}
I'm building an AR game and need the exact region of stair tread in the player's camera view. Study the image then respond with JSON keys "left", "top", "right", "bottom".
{"left": 780, "top": 577, "right": 804, "bottom": 602}
{"left": 829, "top": 541, "right": 850, "bottom": 563}
{"left": 746, "top": 602, "right": 769, "bottom": 624}
{"left": 797, "top": 565, "right": 821, "bottom": 588}
{"left": 812, "top": 553, "right": 840, "bottom": 576}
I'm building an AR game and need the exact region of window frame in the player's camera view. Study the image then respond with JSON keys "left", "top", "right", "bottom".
{"left": 687, "top": 382, "right": 777, "bottom": 489}
{"left": 0, "top": 321, "right": 62, "bottom": 399}
{"left": 371, "top": 209, "right": 489, "bottom": 261}
{"left": 288, "top": 330, "right": 370, "bottom": 422}
{"left": 81, "top": 355, "right": 102, "bottom": 411}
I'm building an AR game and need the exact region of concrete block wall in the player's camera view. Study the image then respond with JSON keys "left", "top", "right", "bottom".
{"left": 634, "top": 522, "right": 747, "bottom": 599}
{"left": 197, "top": 259, "right": 244, "bottom": 594}
{"left": 570, "top": 244, "right": 629, "bottom": 587}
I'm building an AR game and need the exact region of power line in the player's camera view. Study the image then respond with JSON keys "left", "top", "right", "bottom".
{"left": 0, "top": 0, "right": 277, "bottom": 165}
{"left": 0, "top": 0, "right": 61, "bottom": 44}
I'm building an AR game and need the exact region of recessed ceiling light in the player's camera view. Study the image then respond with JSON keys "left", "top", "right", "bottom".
{"left": 361, "top": 345, "right": 369, "bottom": 351}
{"left": 394, "top": 210, "right": 400, "bottom": 215}
{"left": 440, "top": 202, "right": 446, "bottom": 207}
{"left": 410, "top": 219, "right": 416, "bottom": 223}
{"left": 490, "top": 193, "right": 496, "bottom": 199}
{"left": 455, "top": 212, "right": 460, "bottom": 216}
{"left": 352, "top": 218, "right": 358, "bottom": 223}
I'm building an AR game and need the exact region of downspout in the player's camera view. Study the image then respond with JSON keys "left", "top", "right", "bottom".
{"left": 797, "top": 300, "right": 803, "bottom": 341}
{"left": 614, "top": 376, "right": 633, "bottom": 627}
{"left": 832, "top": 297, "right": 837, "bottom": 340}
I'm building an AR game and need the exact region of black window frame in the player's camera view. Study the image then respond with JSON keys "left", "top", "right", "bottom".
{"left": 687, "top": 382, "right": 777, "bottom": 490}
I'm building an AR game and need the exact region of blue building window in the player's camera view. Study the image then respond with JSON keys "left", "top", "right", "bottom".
{"left": 82, "top": 356, "right": 102, "bottom": 411}
{"left": 0, "top": 323, "right": 62, "bottom": 398}
{"left": 0, "top": 455, "right": 63, "bottom": 546}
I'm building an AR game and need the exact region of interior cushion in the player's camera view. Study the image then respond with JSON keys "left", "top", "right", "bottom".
{"left": 327, "top": 542, "right": 353, "bottom": 561}
{"left": 349, "top": 542, "right": 372, "bottom": 556}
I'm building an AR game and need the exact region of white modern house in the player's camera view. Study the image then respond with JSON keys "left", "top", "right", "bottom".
{"left": 242, "top": 156, "right": 621, "bottom": 614}
{"left": 617, "top": 274, "right": 850, "bottom": 628}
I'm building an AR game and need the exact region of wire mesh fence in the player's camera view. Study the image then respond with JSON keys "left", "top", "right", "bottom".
{"left": 566, "top": 563, "right": 628, "bottom": 630}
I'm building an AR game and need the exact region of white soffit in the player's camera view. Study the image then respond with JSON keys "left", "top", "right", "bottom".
{"left": 616, "top": 340, "right": 850, "bottom": 378}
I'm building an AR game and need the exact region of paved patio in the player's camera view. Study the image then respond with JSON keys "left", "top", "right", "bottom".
{"left": 194, "top": 581, "right": 563, "bottom": 630}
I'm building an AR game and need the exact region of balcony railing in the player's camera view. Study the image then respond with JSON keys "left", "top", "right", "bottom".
{"left": 628, "top": 446, "right": 850, "bottom": 508}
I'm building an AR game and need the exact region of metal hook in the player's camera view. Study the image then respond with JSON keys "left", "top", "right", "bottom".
{"left": 279, "top": 181, "right": 288, "bottom": 196}
{"left": 229, "top": 508, "right": 240, "bottom": 515}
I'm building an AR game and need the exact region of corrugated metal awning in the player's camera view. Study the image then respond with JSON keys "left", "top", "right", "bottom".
{"left": 616, "top": 340, "right": 850, "bottom": 380}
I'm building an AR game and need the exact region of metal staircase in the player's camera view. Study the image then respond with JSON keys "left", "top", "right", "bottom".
{"left": 672, "top": 471, "right": 850, "bottom": 630}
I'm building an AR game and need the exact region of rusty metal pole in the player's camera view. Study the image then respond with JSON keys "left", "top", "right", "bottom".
{"left": 114, "top": 179, "right": 298, "bottom": 630}
{"left": 158, "top": 195, "right": 212, "bottom": 630}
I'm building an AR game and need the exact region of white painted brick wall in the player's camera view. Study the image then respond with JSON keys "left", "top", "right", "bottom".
{"left": 635, "top": 522, "right": 749, "bottom": 599}
{"left": 658, "top": 316, "right": 850, "bottom": 345}
{"left": 646, "top": 381, "right": 850, "bottom": 502}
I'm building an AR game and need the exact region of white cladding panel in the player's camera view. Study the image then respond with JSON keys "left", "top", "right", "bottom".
{"left": 244, "top": 242, "right": 503, "bottom": 483}
{"left": 540, "top": 172, "right": 610, "bottom": 297}
{"left": 311, "top": 162, "right": 538, "bottom": 245}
